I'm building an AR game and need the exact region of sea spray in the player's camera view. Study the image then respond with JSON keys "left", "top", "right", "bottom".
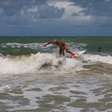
{"left": 0, "top": 53, "right": 83, "bottom": 75}
{"left": 83, "top": 54, "right": 112, "bottom": 64}
{"left": 0, "top": 52, "right": 112, "bottom": 75}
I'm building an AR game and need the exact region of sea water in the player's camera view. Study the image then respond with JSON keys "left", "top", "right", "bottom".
{"left": 0, "top": 37, "right": 112, "bottom": 112}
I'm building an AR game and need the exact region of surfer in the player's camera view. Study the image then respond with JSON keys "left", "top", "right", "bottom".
{"left": 43, "top": 40, "right": 76, "bottom": 57}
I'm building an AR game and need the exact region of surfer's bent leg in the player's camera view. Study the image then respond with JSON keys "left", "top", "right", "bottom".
{"left": 66, "top": 49, "right": 73, "bottom": 55}
{"left": 62, "top": 48, "right": 65, "bottom": 56}
{"left": 59, "top": 48, "right": 61, "bottom": 56}
{"left": 59, "top": 48, "right": 64, "bottom": 56}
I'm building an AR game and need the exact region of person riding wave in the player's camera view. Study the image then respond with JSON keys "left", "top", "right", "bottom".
{"left": 43, "top": 40, "right": 77, "bottom": 58}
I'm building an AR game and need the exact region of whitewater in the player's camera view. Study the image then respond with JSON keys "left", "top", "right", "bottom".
{"left": 0, "top": 42, "right": 112, "bottom": 112}
{"left": 0, "top": 52, "right": 112, "bottom": 75}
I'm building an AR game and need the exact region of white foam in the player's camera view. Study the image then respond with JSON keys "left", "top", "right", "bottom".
{"left": 0, "top": 53, "right": 83, "bottom": 75}
{"left": 83, "top": 54, "right": 112, "bottom": 64}
{"left": 0, "top": 52, "right": 111, "bottom": 75}
{"left": 1, "top": 42, "right": 41, "bottom": 50}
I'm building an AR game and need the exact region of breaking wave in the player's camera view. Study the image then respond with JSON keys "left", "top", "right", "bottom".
{"left": 0, "top": 53, "right": 83, "bottom": 75}
{"left": 0, "top": 52, "right": 112, "bottom": 75}
{"left": 83, "top": 54, "right": 112, "bottom": 64}
{"left": 0, "top": 43, "right": 41, "bottom": 49}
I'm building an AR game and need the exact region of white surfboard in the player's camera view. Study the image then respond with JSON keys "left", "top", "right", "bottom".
{"left": 76, "top": 50, "right": 86, "bottom": 56}
{"left": 70, "top": 50, "right": 86, "bottom": 59}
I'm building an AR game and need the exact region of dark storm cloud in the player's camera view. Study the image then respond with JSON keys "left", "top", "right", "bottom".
{"left": 38, "top": 5, "right": 64, "bottom": 18}
{"left": 0, "top": 0, "right": 112, "bottom": 18}
{"left": 0, "top": 0, "right": 32, "bottom": 16}
{"left": 0, "top": 0, "right": 64, "bottom": 18}
{"left": 0, "top": 0, "right": 112, "bottom": 36}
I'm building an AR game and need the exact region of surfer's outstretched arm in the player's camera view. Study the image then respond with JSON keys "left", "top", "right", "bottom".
{"left": 43, "top": 41, "right": 54, "bottom": 47}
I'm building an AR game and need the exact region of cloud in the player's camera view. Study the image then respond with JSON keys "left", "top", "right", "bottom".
{"left": 0, "top": 0, "right": 111, "bottom": 36}
{"left": 74, "top": 0, "right": 112, "bottom": 16}
{"left": 0, "top": 0, "right": 112, "bottom": 19}
{"left": 47, "top": 0, "right": 86, "bottom": 18}
{"left": 0, "top": 0, "right": 87, "bottom": 19}
{"left": 105, "top": 0, "right": 111, "bottom": 2}
{"left": 35, "top": 4, "right": 64, "bottom": 19}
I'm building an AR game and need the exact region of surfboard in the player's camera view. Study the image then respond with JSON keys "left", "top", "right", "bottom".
{"left": 70, "top": 50, "right": 86, "bottom": 59}
{"left": 76, "top": 50, "right": 86, "bottom": 56}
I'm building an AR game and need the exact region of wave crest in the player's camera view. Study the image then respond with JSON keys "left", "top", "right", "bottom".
{"left": 0, "top": 53, "right": 82, "bottom": 75}
{"left": 0, "top": 52, "right": 112, "bottom": 75}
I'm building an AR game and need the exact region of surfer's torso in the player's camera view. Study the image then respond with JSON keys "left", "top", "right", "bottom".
{"left": 51, "top": 40, "right": 67, "bottom": 49}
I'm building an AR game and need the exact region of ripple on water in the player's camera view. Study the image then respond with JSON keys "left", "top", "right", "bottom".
{"left": 0, "top": 72, "right": 112, "bottom": 112}
{"left": 37, "top": 94, "right": 71, "bottom": 112}
{"left": 68, "top": 99, "right": 106, "bottom": 111}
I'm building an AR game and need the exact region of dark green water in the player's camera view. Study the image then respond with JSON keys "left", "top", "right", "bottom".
{"left": 0, "top": 36, "right": 112, "bottom": 55}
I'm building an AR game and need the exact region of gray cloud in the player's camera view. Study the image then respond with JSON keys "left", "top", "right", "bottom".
{"left": 73, "top": 0, "right": 112, "bottom": 16}
{"left": 0, "top": 0, "right": 86, "bottom": 18}
{"left": 0, "top": 0, "right": 111, "bottom": 36}
{"left": 0, "top": 0, "right": 111, "bottom": 18}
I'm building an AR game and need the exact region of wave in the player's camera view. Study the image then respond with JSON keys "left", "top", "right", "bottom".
{"left": 0, "top": 53, "right": 83, "bottom": 75}
{"left": 0, "top": 42, "right": 41, "bottom": 49}
{"left": 0, "top": 42, "right": 87, "bottom": 52}
{"left": 83, "top": 54, "right": 112, "bottom": 64}
{"left": 0, "top": 52, "right": 112, "bottom": 75}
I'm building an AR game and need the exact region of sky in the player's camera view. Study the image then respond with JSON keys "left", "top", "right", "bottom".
{"left": 0, "top": 0, "right": 112, "bottom": 36}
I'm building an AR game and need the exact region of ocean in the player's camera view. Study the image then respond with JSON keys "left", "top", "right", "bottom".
{"left": 0, "top": 36, "right": 112, "bottom": 112}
